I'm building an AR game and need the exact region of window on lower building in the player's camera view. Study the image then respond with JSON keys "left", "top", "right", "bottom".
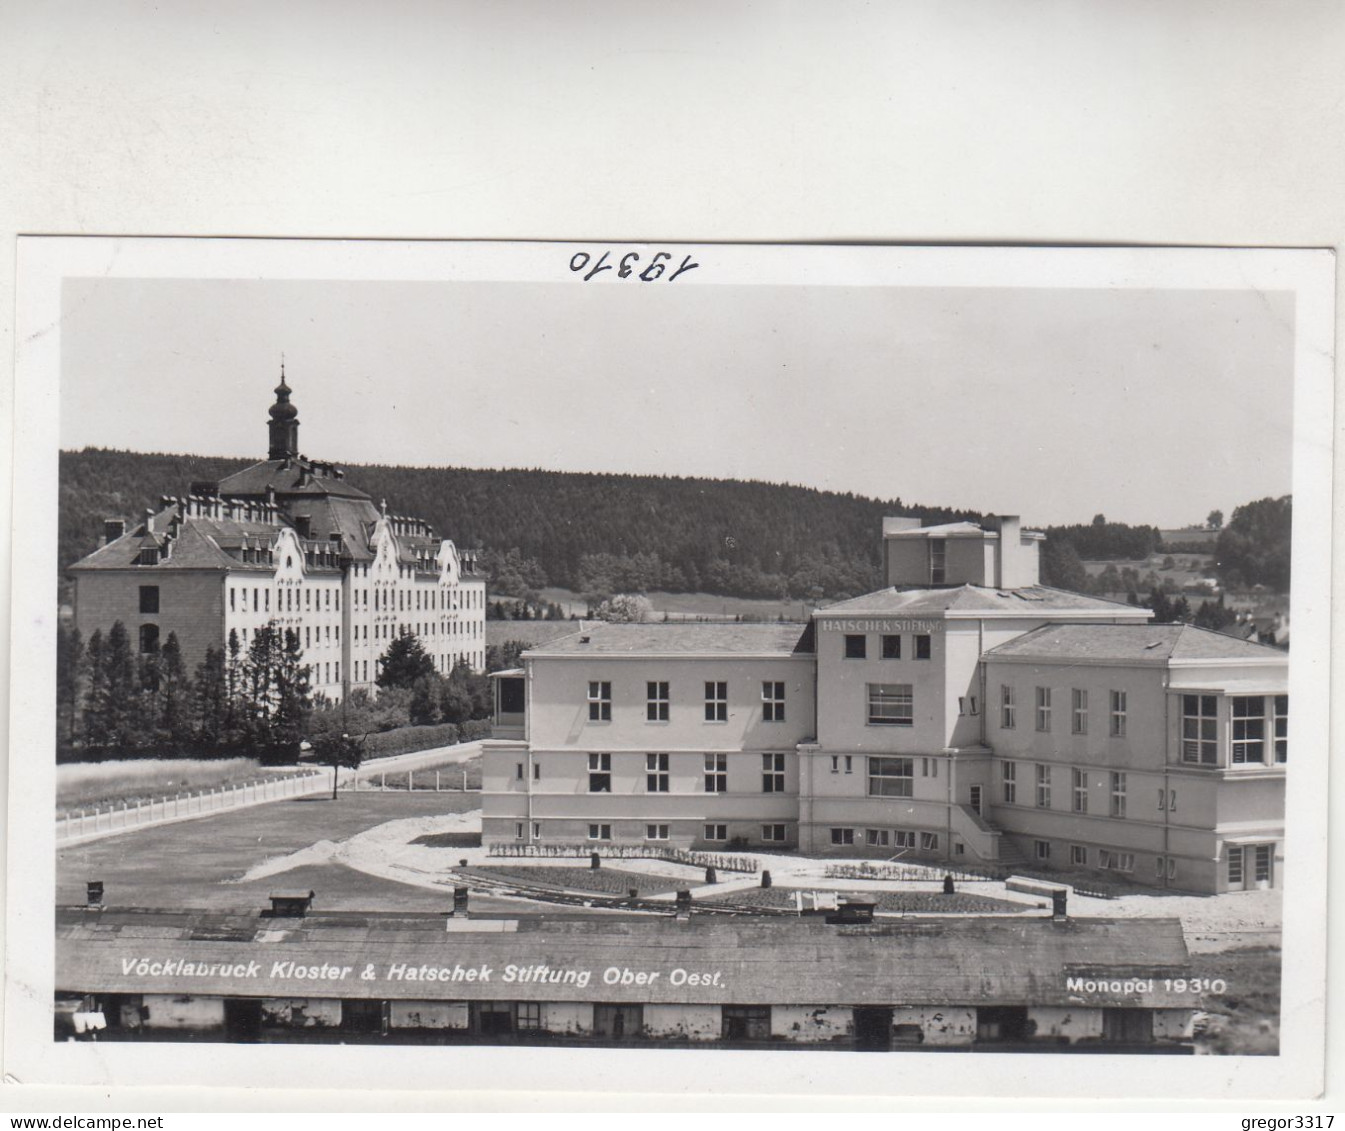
{"left": 1035, "top": 763, "right": 1051, "bottom": 808}
{"left": 1035, "top": 686, "right": 1052, "bottom": 732}
{"left": 1001, "top": 761, "right": 1017, "bottom": 804}
{"left": 1109, "top": 689, "right": 1128, "bottom": 737}
{"left": 1274, "top": 695, "right": 1288, "bottom": 762}
{"left": 515, "top": 822, "right": 524, "bottom": 839}
{"left": 957, "top": 695, "right": 979, "bottom": 716}
{"left": 1034, "top": 840, "right": 1050, "bottom": 860}
{"left": 138, "top": 623, "right": 159, "bottom": 654}
{"left": 704, "top": 753, "right": 727, "bottom": 793}
{"left": 1110, "top": 771, "right": 1127, "bottom": 818}
{"left": 645, "top": 824, "right": 669, "bottom": 840}
{"left": 588, "top": 752, "right": 611, "bottom": 793}
{"left": 762, "top": 824, "right": 787, "bottom": 843}
{"left": 646, "top": 752, "right": 669, "bottom": 792}
{"left": 138, "top": 585, "right": 159, "bottom": 614}
{"left": 929, "top": 538, "right": 947, "bottom": 585}
{"left": 920, "top": 832, "right": 939, "bottom": 851}
{"left": 844, "top": 634, "right": 867, "bottom": 659}
{"left": 704, "top": 823, "right": 727, "bottom": 842}
{"left": 1071, "top": 688, "right": 1087, "bottom": 734}
{"left": 1232, "top": 696, "right": 1266, "bottom": 763}
{"left": 866, "top": 828, "right": 889, "bottom": 847}
{"left": 722, "top": 1005, "right": 771, "bottom": 1042}
{"left": 881, "top": 634, "right": 901, "bottom": 659}
{"left": 588, "top": 681, "right": 612, "bottom": 722}
{"left": 588, "top": 824, "right": 612, "bottom": 841}
{"left": 893, "top": 830, "right": 916, "bottom": 849}
{"left": 704, "top": 681, "right": 728, "bottom": 722}
{"left": 830, "top": 827, "right": 854, "bottom": 846}
{"left": 646, "top": 681, "right": 670, "bottom": 722}
{"left": 1070, "top": 844, "right": 1087, "bottom": 866}
{"left": 868, "top": 756, "right": 913, "bottom": 798}
{"left": 1181, "top": 694, "right": 1218, "bottom": 764}
{"left": 921, "top": 757, "right": 938, "bottom": 778}
{"left": 915, "top": 634, "right": 932, "bottom": 660}
{"left": 761, "top": 681, "right": 786, "bottom": 722}
{"left": 1255, "top": 844, "right": 1273, "bottom": 884}
{"left": 867, "top": 683, "right": 913, "bottom": 726}
{"left": 762, "top": 753, "right": 786, "bottom": 793}
{"left": 532, "top": 822, "right": 541, "bottom": 839}
{"left": 1000, "top": 685, "right": 1016, "bottom": 729}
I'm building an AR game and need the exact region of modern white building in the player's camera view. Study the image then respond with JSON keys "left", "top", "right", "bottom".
{"left": 483, "top": 515, "right": 1287, "bottom": 894}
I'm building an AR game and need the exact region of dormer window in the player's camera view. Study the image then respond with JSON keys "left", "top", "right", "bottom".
{"left": 137, "top": 547, "right": 159, "bottom": 566}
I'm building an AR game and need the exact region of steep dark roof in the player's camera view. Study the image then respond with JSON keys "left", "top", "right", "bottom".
{"left": 56, "top": 909, "right": 1193, "bottom": 1008}
{"left": 216, "top": 458, "right": 372, "bottom": 501}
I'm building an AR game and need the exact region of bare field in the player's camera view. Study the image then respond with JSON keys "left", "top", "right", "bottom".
{"left": 56, "top": 757, "right": 296, "bottom": 813}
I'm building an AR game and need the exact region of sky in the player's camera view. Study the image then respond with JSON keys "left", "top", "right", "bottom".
{"left": 58, "top": 275, "right": 1296, "bottom": 529}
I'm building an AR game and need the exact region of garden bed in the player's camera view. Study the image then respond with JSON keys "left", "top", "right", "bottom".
{"left": 710, "top": 888, "right": 1029, "bottom": 914}
{"left": 459, "top": 865, "right": 689, "bottom": 898}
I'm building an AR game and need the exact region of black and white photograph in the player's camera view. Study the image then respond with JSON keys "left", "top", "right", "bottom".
{"left": 3, "top": 238, "right": 1333, "bottom": 1102}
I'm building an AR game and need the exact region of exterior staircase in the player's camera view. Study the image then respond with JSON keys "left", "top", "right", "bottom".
{"left": 952, "top": 804, "right": 1029, "bottom": 869}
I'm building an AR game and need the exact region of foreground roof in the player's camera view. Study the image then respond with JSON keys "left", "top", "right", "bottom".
{"left": 820, "top": 585, "right": 1150, "bottom": 620}
{"left": 56, "top": 909, "right": 1193, "bottom": 1008}
{"left": 526, "top": 622, "right": 815, "bottom": 657}
{"left": 984, "top": 622, "right": 1289, "bottom": 665}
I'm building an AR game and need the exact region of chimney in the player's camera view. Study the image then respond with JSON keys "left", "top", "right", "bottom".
{"left": 86, "top": 880, "right": 104, "bottom": 907}
{"left": 675, "top": 890, "right": 692, "bottom": 920}
{"left": 103, "top": 519, "right": 126, "bottom": 544}
{"left": 144, "top": 508, "right": 155, "bottom": 534}
{"left": 1051, "top": 889, "right": 1068, "bottom": 920}
{"left": 995, "top": 515, "right": 1023, "bottom": 588}
{"left": 451, "top": 886, "right": 469, "bottom": 917}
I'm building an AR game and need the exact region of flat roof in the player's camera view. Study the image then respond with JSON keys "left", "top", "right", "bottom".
{"left": 57, "top": 908, "right": 1192, "bottom": 1008}
{"left": 984, "top": 623, "right": 1289, "bottom": 666}
{"left": 525, "top": 622, "right": 814, "bottom": 658}
{"left": 820, "top": 585, "right": 1149, "bottom": 620}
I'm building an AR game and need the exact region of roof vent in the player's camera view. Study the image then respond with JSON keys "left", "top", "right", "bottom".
{"left": 266, "top": 890, "right": 315, "bottom": 918}
{"left": 579, "top": 635, "right": 591, "bottom": 644}
{"left": 1145, "top": 641, "right": 1164, "bottom": 650}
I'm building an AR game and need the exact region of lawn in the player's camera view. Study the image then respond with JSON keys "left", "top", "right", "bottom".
{"left": 360, "top": 754, "right": 482, "bottom": 792}
{"left": 56, "top": 757, "right": 298, "bottom": 813}
{"left": 459, "top": 864, "right": 690, "bottom": 897}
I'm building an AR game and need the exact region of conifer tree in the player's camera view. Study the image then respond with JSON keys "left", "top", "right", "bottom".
{"left": 377, "top": 629, "right": 436, "bottom": 690}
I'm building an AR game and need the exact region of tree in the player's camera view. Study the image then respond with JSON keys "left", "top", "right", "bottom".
{"left": 1216, "top": 496, "right": 1291, "bottom": 592}
{"left": 56, "top": 624, "right": 83, "bottom": 746}
{"left": 377, "top": 630, "right": 436, "bottom": 690}
{"left": 157, "top": 632, "right": 193, "bottom": 747}
{"left": 1207, "top": 510, "right": 1224, "bottom": 530}
{"left": 86, "top": 621, "right": 140, "bottom": 753}
{"left": 409, "top": 675, "right": 440, "bottom": 726}
{"left": 593, "top": 593, "right": 654, "bottom": 623}
{"left": 1039, "top": 540, "right": 1088, "bottom": 593}
{"left": 193, "top": 646, "right": 229, "bottom": 749}
{"left": 271, "top": 628, "right": 313, "bottom": 753}
{"left": 310, "top": 731, "right": 364, "bottom": 800}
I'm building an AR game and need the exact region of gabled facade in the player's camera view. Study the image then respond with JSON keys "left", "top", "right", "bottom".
{"left": 70, "top": 372, "right": 487, "bottom": 701}
{"left": 481, "top": 515, "right": 1288, "bottom": 894}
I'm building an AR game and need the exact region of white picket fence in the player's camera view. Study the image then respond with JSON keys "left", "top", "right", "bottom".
{"left": 56, "top": 770, "right": 330, "bottom": 845}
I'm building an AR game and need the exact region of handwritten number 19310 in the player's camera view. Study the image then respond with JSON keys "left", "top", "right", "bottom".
{"left": 569, "top": 250, "right": 699, "bottom": 283}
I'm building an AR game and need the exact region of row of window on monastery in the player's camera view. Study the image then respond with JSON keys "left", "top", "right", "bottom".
{"left": 586, "top": 681, "right": 791, "bottom": 723}
{"left": 226, "top": 583, "right": 482, "bottom": 615}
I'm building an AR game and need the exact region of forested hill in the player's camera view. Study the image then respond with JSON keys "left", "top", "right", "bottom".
{"left": 59, "top": 448, "right": 983, "bottom": 601}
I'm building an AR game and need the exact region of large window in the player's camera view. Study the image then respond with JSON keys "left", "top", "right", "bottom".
{"left": 704, "top": 681, "right": 728, "bottom": 722}
{"left": 1001, "top": 761, "right": 1017, "bottom": 804}
{"left": 138, "top": 623, "right": 159, "bottom": 654}
{"left": 1182, "top": 695, "right": 1218, "bottom": 764}
{"left": 1035, "top": 687, "right": 1052, "bottom": 732}
{"left": 704, "top": 824, "right": 727, "bottom": 842}
{"left": 1109, "top": 690, "right": 1128, "bottom": 737}
{"left": 588, "top": 752, "right": 611, "bottom": 793}
{"left": 1072, "top": 769, "right": 1089, "bottom": 813}
{"left": 1000, "top": 685, "right": 1016, "bottom": 729}
{"left": 1035, "top": 764, "right": 1051, "bottom": 808}
{"left": 139, "top": 585, "right": 159, "bottom": 614}
{"left": 831, "top": 827, "right": 855, "bottom": 846}
{"left": 881, "top": 634, "right": 901, "bottom": 660}
{"left": 761, "top": 681, "right": 786, "bottom": 722}
{"left": 915, "top": 635, "right": 932, "bottom": 660}
{"left": 867, "top": 683, "right": 913, "bottom": 726}
{"left": 762, "top": 753, "right": 786, "bottom": 793}
{"left": 762, "top": 824, "right": 787, "bottom": 843}
{"left": 646, "top": 681, "right": 669, "bottom": 722}
{"left": 1274, "top": 695, "right": 1288, "bottom": 763}
{"left": 645, "top": 823, "right": 669, "bottom": 841}
{"left": 1231, "top": 697, "right": 1266, "bottom": 764}
{"left": 1110, "top": 771, "right": 1127, "bottom": 818}
{"left": 929, "top": 538, "right": 947, "bottom": 585}
{"left": 1071, "top": 688, "right": 1088, "bottom": 734}
{"left": 844, "top": 634, "right": 867, "bottom": 660}
{"left": 646, "top": 753, "right": 669, "bottom": 792}
{"left": 588, "top": 681, "right": 612, "bottom": 722}
{"left": 704, "top": 753, "right": 727, "bottom": 793}
{"left": 588, "top": 823, "right": 612, "bottom": 841}
{"left": 868, "top": 756, "right": 913, "bottom": 797}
